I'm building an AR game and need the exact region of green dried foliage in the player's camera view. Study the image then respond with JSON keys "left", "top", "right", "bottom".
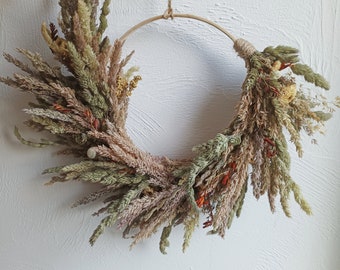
{"left": 182, "top": 211, "right": 199, "bottom": 252}
{"left": 98, "top": 0, "right": 111, "bottom": 37}
{"left": 291, "top": 63, "right": 330, "bottom": 90}
{"left": 77, "top": 0, "right": 93, "bottom": 44}
{"left": 174, "top": 133, "right": 241, "bottom": 211}
{"left": 1, "top": 0, "right": 337, "bottom": 254}
{"left": 264, "top": 45, "right": 300, "bottom": 63}
{"left": 159, "top": 221, "right": 174, "bottom": 254}
{"left": 235, "top": 180, "right": 248, "bottom": 218}
{"left": 14, "top": 126, "right": 57, "bottom": 148}
{"left": 90, "top": 181, "right": 147, "bottom": 245}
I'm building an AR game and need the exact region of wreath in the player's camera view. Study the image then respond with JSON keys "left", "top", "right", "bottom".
{"left": 1, "top": 0, "right": 339, "bottom": 254}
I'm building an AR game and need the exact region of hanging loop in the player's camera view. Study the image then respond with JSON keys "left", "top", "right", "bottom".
{"left": 163, "top": 0, "right": 174, "bottom": 19}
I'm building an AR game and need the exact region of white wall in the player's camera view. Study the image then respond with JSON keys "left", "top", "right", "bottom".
{"left": 1, "top": 0, "right": 339, "bottom": 269}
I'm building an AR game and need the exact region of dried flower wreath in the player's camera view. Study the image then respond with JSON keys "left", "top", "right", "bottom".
{"left": 1, "top": 0, "right": 339, "bottom": 254}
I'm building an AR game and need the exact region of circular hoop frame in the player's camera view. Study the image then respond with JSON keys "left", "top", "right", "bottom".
{"left": 120, "top": 13, "right": 237, "bottom": 43}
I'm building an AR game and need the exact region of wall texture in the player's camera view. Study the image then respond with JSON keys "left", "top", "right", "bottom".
{"left": 0, "top": 0, "right": 339, "bottom": 269}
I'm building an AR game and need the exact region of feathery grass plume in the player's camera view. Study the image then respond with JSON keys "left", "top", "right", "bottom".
{"left": 77, "top": 0, "right": 93, "bottom": 44}
{"left": 174, "top": 133, "right": 241, "bottom": 212}
{"left": 17, "top": 49, "right": 62, "bottom": 80}
{"left": 291, "top": 64, "right": 330, "bottom": 90}
{"left": 3, "top": 52, "right": 34, "bottom": 75}
{"left": 1, "top": 0, "right": 337, "bottom": 254}
{"left": 90, "top": 181, "right": 147, "bottom": 245}
{"left": 97, "top": 0, "right": 111, "bottom": 37}
{"left": 84, "top": 0, "right": 100, "bottom": 33}
{"left": 159, "top": 219, "right": 176, "bottom": 254}
{"left": 226, "top": 180, "right": 248, "bottom": 228}
{"left": 14, "top": 126, "right": 57, "bottom": 148}
{"left": 263, "top": 46, "right": 300, "bottom": 64}
{"left": 182, "top": 210, "right": 199, "bottom": 252}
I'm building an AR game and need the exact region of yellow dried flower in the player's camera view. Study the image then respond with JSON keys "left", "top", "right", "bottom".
{"left": 280, "top": 84, "right": 297, "bottom": 104}
{"left": 115, "top": 76, "right": 129, "bottom": 98}
{"left": 272, "top": 60, "right": 282, "bottom": 71}
{"left": 115, "top": 75, "right": 141, "bottom": 97}
{"left": 129, "top": 75, "right": 142, "bottom": 89}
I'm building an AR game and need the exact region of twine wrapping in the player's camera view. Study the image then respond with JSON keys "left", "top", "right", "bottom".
{"left": 233, "top": 38, "right": 257, "bottom": 62}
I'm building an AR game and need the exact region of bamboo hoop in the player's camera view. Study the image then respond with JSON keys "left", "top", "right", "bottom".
{"left": 119, "top": 13, "right": 237, "bottom": 43}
